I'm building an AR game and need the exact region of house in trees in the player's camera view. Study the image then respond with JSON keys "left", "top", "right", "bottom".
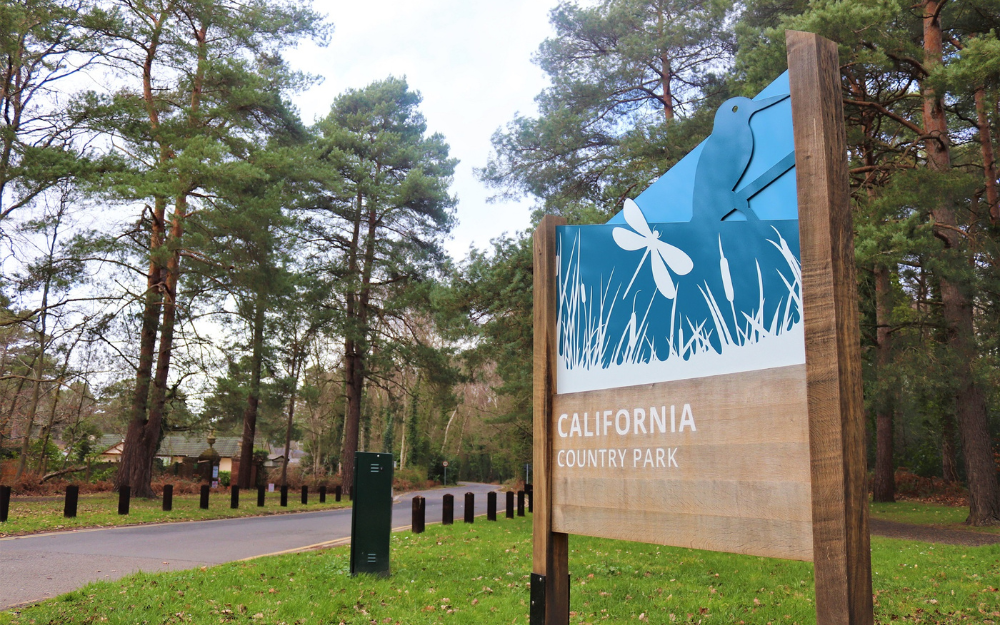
{"left": 99, "top": 432, "right": 244, "bottom": 478}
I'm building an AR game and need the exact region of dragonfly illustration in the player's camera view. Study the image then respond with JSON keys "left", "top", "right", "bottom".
{"left": 612, "top": 198, "right": 694, "bottom": 300}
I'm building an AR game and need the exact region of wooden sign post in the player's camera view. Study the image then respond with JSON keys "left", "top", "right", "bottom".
{"left": 531, "top": 31, "right": 873, "bottom": 625}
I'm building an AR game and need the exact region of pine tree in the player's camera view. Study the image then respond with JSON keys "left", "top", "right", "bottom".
{"left": 306, "top": 77, "right": 456, "bottom": 495}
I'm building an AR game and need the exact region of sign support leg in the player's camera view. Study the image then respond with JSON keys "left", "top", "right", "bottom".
{"left": 787, "top": 30, "right": 874, "bottom": 625}
{"left": 532, "top": 215, "right": 569, "bottom": 625}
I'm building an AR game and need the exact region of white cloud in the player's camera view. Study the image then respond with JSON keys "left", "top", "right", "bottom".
{"left": 286, "top": 0, "right": 561, "bottom": 259}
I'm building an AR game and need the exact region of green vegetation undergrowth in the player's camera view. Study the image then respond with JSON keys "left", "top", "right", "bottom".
{"left": 0, "top": 492, "right": 348, "bottom": 538}
{"left": 4, "top": 516, "right": 998, "bottom": 624}
{"left": 870, "top": 500, "right": 1000, "bottom": 534}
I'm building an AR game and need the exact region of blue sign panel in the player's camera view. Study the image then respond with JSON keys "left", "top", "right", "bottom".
{"left": 557, "top": 72, "right": 803, "bottom": 394}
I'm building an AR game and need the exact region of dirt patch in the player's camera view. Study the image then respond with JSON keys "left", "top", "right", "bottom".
{"left": 870, "top": 518, "right": 1000, "bottom": 547}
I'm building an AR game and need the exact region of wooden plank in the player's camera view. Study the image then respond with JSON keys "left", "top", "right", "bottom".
{"left": 555, "top": 506, "right": 813, "bottom": 561}
{"left": 533, "top": 215, "right": 568, "bottom": 625}
{"left": 549, "top": 364, "right": 812, "bottom": 561}
{"left": 787, "top": 30, "right": 874, "bottom": 625}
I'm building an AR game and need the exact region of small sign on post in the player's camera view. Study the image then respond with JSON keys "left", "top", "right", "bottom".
{"left": 531, "top": 30, "right": 873, "bottom": 625}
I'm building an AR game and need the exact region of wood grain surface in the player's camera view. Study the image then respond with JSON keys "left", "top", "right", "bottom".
{"left": 550, "top": 364, "right": 813, "bottom": 561}
{"left": 532, "top": 215, "right": 569, "bottom": 625}
{"left": 788, "top": 29, "right": 875, "bottom": 625}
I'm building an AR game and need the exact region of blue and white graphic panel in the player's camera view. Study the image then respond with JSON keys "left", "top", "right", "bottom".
{"left": 557, "top": 72, "right": 803, "bottom": 394}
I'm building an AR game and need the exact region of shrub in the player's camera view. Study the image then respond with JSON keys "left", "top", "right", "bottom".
{"left": 218, "top": 471, "right": 231, "bottom": 487}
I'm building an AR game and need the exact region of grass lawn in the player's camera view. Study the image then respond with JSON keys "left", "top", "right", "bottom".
{"left": 870, "top": 500, "right": 1000, "bottom": 534}
{"left": 0, "top": 491, "right": 349, "bottom": 537}
{"left": 3, "top": 516, "right": 998, "bottom": 624}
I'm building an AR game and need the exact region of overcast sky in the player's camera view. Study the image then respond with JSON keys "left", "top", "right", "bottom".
{"left": 285, "top": 0, "right": 562, "bottom": 260}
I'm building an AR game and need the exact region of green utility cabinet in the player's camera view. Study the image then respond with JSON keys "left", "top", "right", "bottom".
{"left": 350, "top": 452, "right": 394, "bottom": 576}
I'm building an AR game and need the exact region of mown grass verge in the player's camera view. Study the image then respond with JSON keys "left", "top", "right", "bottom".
{"left": 0, "top": 492, "right": 349, "bottom": 538}
{"left": 3, "top": 515, "right": 999, "bottom": 624}
{"left": 870, "top": 500, "right": 1000, "bottom": 535}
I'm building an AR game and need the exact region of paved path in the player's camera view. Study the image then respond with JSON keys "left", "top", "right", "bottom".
{"left": 870, "top": 518, "right": 1000, "bottom": 547}
{"left": 0, "top": 482, "right": 503, "bottom": 610}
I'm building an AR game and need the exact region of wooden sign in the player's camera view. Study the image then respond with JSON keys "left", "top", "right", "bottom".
{"left": 532, "top": 31, "right": 873, "bottom": 625}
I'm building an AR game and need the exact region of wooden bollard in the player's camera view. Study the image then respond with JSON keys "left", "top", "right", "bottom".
{"left": 335, "top": 485, "right": 342, "bottom": 501}
{"left": 442, "top": 493, "right": 454, "bottom": 525}
{"left": 118, "top": 485, "right": 131, "bottom": 515}
{"left": 257, "top": 485, "right": 266, "bottom": 507}
{"left": 231, "top": 485, "right": 240, "bottom": 509}
{"left": 506, "top": 491, "right": 514, "bottom": 518}
{"left": 0, "top": 485, "right": 10, "bottom": 522}
{"left": 487, "top": 491, "right": 497, "bottom": 521}
{"left": 280, "top": 484, "right": 288, "bottom": 507}
{"left": 64, "top": 485, "right": 79, "bottom": 518}
{"left": 320, "top": 485, "right": 327, "bottom": 503}
{"left": 412, "top": 495, "right": 425, "bottom": 533}
{"left": 464, "top": 492, "right": 475, "bottom": 523}
{"left": 517, "top": 490, "right": 525, "bottom": 516}
{"left": 200, "top": 484, "right": 210, "bottom": 509}
{"left": 301, "top": 485, "right": 308, "bottom": 505}
{"left": 163, "top": 484, "right": 173, "bottom": 511}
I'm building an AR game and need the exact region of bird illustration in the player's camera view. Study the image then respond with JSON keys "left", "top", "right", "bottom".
{"left": 691, "top": 94, "right": 790, "bottom": 227}
{"left": 612, "top": 198, "right": 693, "bottom": 300}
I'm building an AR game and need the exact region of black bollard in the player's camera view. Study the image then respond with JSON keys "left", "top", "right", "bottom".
{"left": 320, "top": 485, "right": 327, "bottom": 503}
{"left": 301, "top": 485, "right": 308, "bottom": 505}
{"left": 64, "top": 485, "right": 79, "bottom": 518}
{"left": 231, "top": 485, "right": 240, "bottom": 509}
{"left": 118, "top": 485, "right": 130, "bottom": 515}
{"left": 412, "top": 495, "right": 425, "bottom": 533}
{"left": 528, "top": 489, "right": 533, "bottom": 513}
{"left": 506, "top": 490, "right": 514, "bottom": 518}
{"left": 200, "top": 484, "right": 210, "bottom": 509}
{"left": 0, "top": 485, "right": 10, "bottom": 522}
{"left": 442, "top": 493, "right": 454, "bottom": 525}
{"left": 163, "top": 484, "right": 173, "bottom": 511}
{"left": 257, "top": 485, "right": 266, "bottom": 507}
{"left": 487, "top": 491, "right": 497, "bottom": 521}
{"left": 280, "top": 484, "right": 288, "bottom": 507}
{"left": 335, "top": 485, "right": 341, "bottom": 502}
{"left": 464, "top": 492, "right": 475, "bottom": 523}
{"left": 517, "top": 490, "right": 525, "bottom": 517}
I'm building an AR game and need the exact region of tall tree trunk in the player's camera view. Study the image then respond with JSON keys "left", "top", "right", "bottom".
{"left": 132, "top": 197, "right": 186, "bottom": 498}
{"left": 922, "top": 0, "right": 1000, "bottom": 524}
{"left": 280, "top": 340, "right": 302, "bottom": 487}
{"left": 237, "top": 298, "right": 266, "bottom": 489}
{"left": 14, "top": 353, "right": 44, "bottom": 481}
{"left": 873, "top": 264, "right": 895, "bottom": 502}
{"left": 62, "top": 381, "right": 90, "bottom": 469}
{"left": 339, "top": 192, "right": 371, "bottom": 496}
{"left": 975, "top": 86, "right": 999, "bottom": 225}
{"left": 1, "top": 357, "right": 33, "bottom": 466}
{"left": 14, "top": 227, "right": 54, "bottom": 481}
{"left": 116, "top": 7, "right": 170, "bottom": 492}
{"left": 115, "top": 196, "right": 166, "bottom": 493}
{"left": 341, "top": 340, "right": 363, "bottom": 494}
{"left": 941, "top": 410, "right": 960, "bottom": 483}
{"left": 656, "top": 4, "right": 674, "bottom": 121}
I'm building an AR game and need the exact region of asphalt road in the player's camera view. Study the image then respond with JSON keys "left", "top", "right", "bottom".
{"left": 0, "top": 482, "right": 504, "bottom": 610}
